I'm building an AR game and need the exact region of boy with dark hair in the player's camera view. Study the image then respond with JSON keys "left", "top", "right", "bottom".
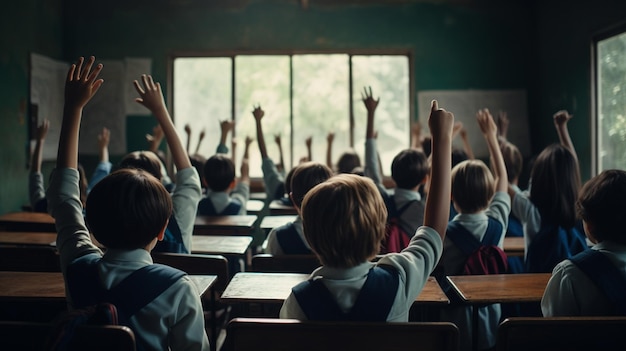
{"left": 542, "top": 169, "right": 626, "bottom": 316}
{"left": 47, "top": 56, "right": 209, "bottom": 350}
{"left": 263, "top": 161, "right": 333, "bottom": 255}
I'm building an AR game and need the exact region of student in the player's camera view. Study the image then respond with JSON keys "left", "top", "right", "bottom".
{"left": 541, "top": 169, "right": 626, "bottom": 316}
{"left": 86, "top": 127, "right": 112, "bottom": 194}
{"left": 362, "top": 87, "right": 429, "bottom": 251}
{"left": 252, "top": 105, "right": 289, "bottom": 202}
{"left": 197, "top": 136, "right": 251, "bottom": 216}
{"left": 437, "top": 108, "right": 510, "bottom": 351}
{"left": 46, "top": 56, "right": 210, "bottom": 351}
{"left": 509, "top": 110, "right": 586, "bottom": 273}
{"left": 145, "top": 124, "right": 174, "bottom": 190}
{"left": 263, "top": 161, "right": 333, "bottom": 255}
{"left": 280, "top": 100, "right": 453, "bottom": 321}
{"left": 326, "top": 131, "right": 362, "bottom": 174}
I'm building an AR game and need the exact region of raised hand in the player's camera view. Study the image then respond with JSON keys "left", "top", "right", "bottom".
{"left": 326, "top": 132, "right": 335, "bottom": 144}
{"left": 36, "top": 119, "right": 50, "bottom": 141}
{"left": 65, "top": 56, "right": 104, "bottom": 109}
{"left": 497, "top": 111, "right": 510, "bottom": 139}
{"left": 274, "top": 133, "right": 282, "bottom": 146}
{"left": 220, "top": 120, "right": 234, "bottom": 135}
{"left": 252, "top": 105, "right": 265, "bottom": 121}
{"left": 133, "top": 75, "right": 167, "bottom": 116}
{"left": 361, "top": 86, "right": 379, "bottom": 113}
{"left": 428, "top": 100, "right": 454, "bottom": 141}
{"left": 305, "top": 136, "right": 312, "bottom": 148}
{"left": 97, "top": 127, "right": 110, "bottom": 150}
{"left": 476, "top": 108, "right": 497, "bottom": 137}
{"left": 553, "top": 110, "right": 573, "bottom": 127}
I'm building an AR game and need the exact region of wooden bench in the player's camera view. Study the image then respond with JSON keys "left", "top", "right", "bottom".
{"left": 0, "top": 211, "right": 56, "bottom": 232}
{"left": 222, "top": 317, "right": 459, "bottom": 351}
{"left": 496, "top": 316, "right": 626, "bottom": 351}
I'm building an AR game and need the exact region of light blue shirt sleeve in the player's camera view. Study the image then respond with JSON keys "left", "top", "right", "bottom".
{"left": 87, "top": 161, "right": 112, "bottom": 193}
{"left": 364, "top": 138, "right": 383, "bottom": 186}
{"left": 261, "top": 157, "right": 284, "bottom": 199}
{"left": 29, "top": 172, "right": 46, "bottom": 208}
{"left": 171, "top": 167, "right": 202, "bottom": 252}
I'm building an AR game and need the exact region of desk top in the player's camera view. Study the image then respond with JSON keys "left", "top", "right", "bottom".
{"left": 503, "top": 237, "right": 524, "bottom": 257}
{"left": 446, "top": 273, "right": 551, "bottom": 304}
{"left": 246, "top": 200, "right": 265, "bottom": 215}
{"left": 191, "top": 235, "right": 252, "bottom": 255}
{"left": 0, "top": 231, "right": 57, "bottom": 246}
{"left": 260, "top": 215, "right": 298, "bottom": 230}
{"left": 220, "top": 272, "right": 449, "bottom": 305}
{"left": 0, "top": 271, "right": 217, "bottom": 300}
{"left": 194, "top": 215, "right": 257, "bottom": 235}
{"left": 0, "top": 212, "right": 56, "bottom": 232}
{"left": 268, "top": 201, "right": 298, "bottom": 216}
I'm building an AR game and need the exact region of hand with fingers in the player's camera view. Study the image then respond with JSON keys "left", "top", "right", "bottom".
{"left": 252, "top": 105, "right": 265, "bottom": 121}
{"left": 133, "top": 74, "right": 168, "bottom": 117}
{"left": 65, "top": 56, "right": 104, "bottom": 109}
{"left": 497, "top": 111, "right": 510, "bottom": 139}
{"left": 553, "top": 110, "right": 573, "bottom": 127}
{"left": 98, "top": 127, "right": 110, "bottom": 151}
{"left": 36, "top": 119, "right": 50, "bottom": 142}
{"left": 361, "top": 86, "right": 379, "bottom": 113}
{"left": 476, "top": 108, "right": 497, "bottom": 137}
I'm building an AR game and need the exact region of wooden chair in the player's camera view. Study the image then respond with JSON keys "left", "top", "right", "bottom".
{"left": 0, "top": 245, "right": 61, "bottom": 272}
{"left": 250, "top": 253, "right": 321, "bottom": 274}
{"left": 496, "top": 316, "right": 626, "bottom": 351}
{"left": 222, "top": 317, "right": 460, "bottom": 351}
{"left": 0, "top": 321, "right": 136, "bottom": 351}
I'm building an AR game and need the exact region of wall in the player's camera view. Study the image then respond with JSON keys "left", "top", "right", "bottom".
{"left": 0, "top": 0, "right": 63, "bottom": 214}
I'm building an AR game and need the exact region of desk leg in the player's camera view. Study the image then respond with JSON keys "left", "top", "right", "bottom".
{"left": 210, "top": 290, "right": 217, "bottom": 351}
{"left": 472, "top": 305, "right": 479, "bottom": 351}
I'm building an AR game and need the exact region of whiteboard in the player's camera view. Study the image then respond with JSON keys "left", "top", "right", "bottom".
{"left": 417, "top": 90, "right": 531, "bottom": 159}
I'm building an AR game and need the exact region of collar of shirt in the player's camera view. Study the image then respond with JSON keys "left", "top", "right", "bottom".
{"left": 393, "top": 187, "right": 421, "bottom": 202}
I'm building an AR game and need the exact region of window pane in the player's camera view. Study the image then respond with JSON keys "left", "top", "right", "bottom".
{"left": 352, "top": 55, "right": 410, "bottom": 176}
{"left": 173, "top": 57, "right": 232, "bottom": 159}
{"left": 597, "top": 32, "right": 626, "bottom": 172}
{"left": 293, "top": 54, "right": 350, "bottom": 170}
{"left": 235, "top": 55, "right": 290, "bottom": 178}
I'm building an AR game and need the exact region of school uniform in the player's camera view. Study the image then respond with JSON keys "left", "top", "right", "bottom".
{"left": 47, "top": 167, "right": 210, "bottom": 351}
{"left": 439, "top": 191, "right": 510, "bottom": 351}
{"left": 169, "top": 167, "right": 203, "bottom": 253}
{"left": 542, "top": 241, "right": 626, "bottom": 316}
{"left": 86, "top": 160, "right": 112, "bottom": 194}
{"left": 510, "top": 187, "right": 541, "bottom": 258}
{"left": 197, "top": 181, "right": 250, "bottom": 216}
{"left": 29, "top": 171, "right": 47, "bottom": 212}
{"left": 279, "top": 225, "right": 443, "bottom": 321}
{"left": 263, "top": 215, "right": 311, "bottom": 255}
{"left": 262, "top": 157, "right": 286, "bottom": 200}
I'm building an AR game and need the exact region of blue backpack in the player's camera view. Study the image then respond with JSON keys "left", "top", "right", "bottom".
{"left": 525, "top": 224, "right": 588, "bottom": 273}
{"left": 569, "top": 249, "right": 626, "bottom": 315}
{"left": 197, "top": 198, "right": 242, "bottom": 216}
{"left": 292, "top": 265, "right": 399, "bottom": 321}
{"left": 446, "top": 217, "right": 508, "bottom": 275}
{"left": 275, "top": 222, "right": 312, "bottom": 255}
{"left": 153, "top": 215, "right": 188, "bottom": 254}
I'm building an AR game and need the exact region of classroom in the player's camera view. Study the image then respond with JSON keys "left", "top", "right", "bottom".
{"left": 2, "top": 0, "right": 626, "bottom": 350}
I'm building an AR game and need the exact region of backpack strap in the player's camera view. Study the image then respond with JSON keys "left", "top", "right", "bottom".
{"left": 569, "top": 249, "right": 626, "bottom": 315}
{"left": 292, "top": 265, "right": 399, "bottom": 321}
{"left": 153, "top": 215, "right": 188, "bottom": 254}
{"left": 197, "top": 197, "right": 217, "bottom": 216}
{"left": 275, "top": 222, "right": 311, "bottom": 255}
{"left": 221, "top": 200, "right": 242, "bottom": 215}
{"left": 446, "top": 217, "right": 503, "bottom": 256}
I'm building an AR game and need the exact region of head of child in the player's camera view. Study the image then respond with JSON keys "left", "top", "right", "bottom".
{"left": 289, "top": 161, "right": 333, "bottom": 212}
{"left": 190, "top": 154, "right": 207, "bottom": 188}
{"left": 301, "top": 174, "right": 387, "bottom": 268}
{"left": 118, "top": 151, "right": 163, "bottom": 180}
{"left": 336, "top": 150, "right": 362, "bottom": 174}
{"left": 203, "top": 154, "right": 235, "bottom": 192}
{"left": 86, "top": 168, "right": 173, "bottom": 250}
{"left": 530, "top": 143, "right": 580, "bottom": 228}
{"left": 501, "top": 141, "right": 523, "bottom": 185}
{"left": 576, "top": 169, "right": 626, "bottom": 245}
{"left": 451, "top": 159, "right": 495, "bottom": 214}
{"left": 391, "top": 149, "right": 428, "bottom": 190}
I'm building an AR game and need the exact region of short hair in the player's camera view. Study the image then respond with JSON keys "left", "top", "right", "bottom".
{"left": 118, "top": 151, "right": 163, "bottom": 180}
{"left": 421, "top": 136, "right": 432, "bottom": 157}
{"left": 203, "top": 154, "right": 235, "bottom": 192}
{"left": 86, "top": 168, "right": 172, "bottom": 250}
{"left": 290, "top": 161, "right": 333, "bottom": 208}
{"left": 336, "top": 150, "right": 361, "bottom": 174}
{"left": 190, "top": 153, "right": 207, "bottom": 186}
{"left": 576, "top": 169, "right": 626, "bottom": 244}
{"left": 391, "top": 149, "right": 429, "bottom": 189}
{"left": 302, "top": 174, "right": 387, "bottom": 268}
{"left": 501, "top": 141, "right": 523, "bottom": 182}
{"left": 451, "top": 159, "right": 495, "bottom": 214}
{"left": 451, "top": 148, "right": 469, "bottom": 169}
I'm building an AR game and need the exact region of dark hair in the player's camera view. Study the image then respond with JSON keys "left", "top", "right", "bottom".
{"left": 86, "top": 168, "right": 172, "bottom": 249}
{"left": 576, "top": 169, "right": 626, "bottom": 244}
{"left": 451, "top": 148, "right": 469, "bottom": 169}
{"left": 118, "top": 151, "right": 163, "bottom": 180}
{"left": 501, "top": 141, "right": 523, "bottom": 183}
{"left": 530, "top": 144, "right": 581, "bottom": 229}
{"left": 203, "top": 154, "right": 235, "bottom": 192}
{"left": 290, "top": 162, "right": 333, "bottom": 207}
{"left": 421, "top": 136, "right": 432, "bottom": 157}
{"left": 190, "top": 153, "right": 207, "bottom": 187}
{"left": 336, "top": 150, "right": 361, "bottom": 174}
{"left": 391, "top": 149, "right": 429, "bottom": 189}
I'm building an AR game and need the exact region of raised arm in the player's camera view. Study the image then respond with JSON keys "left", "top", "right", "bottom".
{"left": 305, "top": 136, "right": 312, "bottom": 163}
{"left": 410, "top": 121, "right": 423, "bottom": 150}
{"left": 31, "top": 119, "right": 49, "bottom": 173}
{"left": 363, "top": 86, "right": 379, "bottom": 140}
{"left": 240, "top": 137, "right": 252, "bottom": 185}
{"left": 195, "top": 128, "right": 205, "bottom": 155}
{"left": 133, "top": 74, "right": 191, "bottom": 171}
{"left": 477, "top": 108, "right": 508, "bottom": 193}
{"left": 362, "top": 86, "right": 382, "bottom": 183}
{"left": 326, "top": 132, "right": 335, "bottom": 170}
{"left": 458, "top": 123, "right": 475, "bottom": 160}
{"left": 423, "top": 100, "right": 454, "bottom": 238}
{"left": 219, "top": 119, "right": 234, "bottom": 151}
{"left": 497, "top": 110, "right": 510, "bottom": 143}
{"left": 252, "top": 105, "right": 268, "bottom": 159}
{"left": 97, "top": 127, "right": 110, "bottom": 164}
{"left": 184, "top": 124, "right": 191, "bottom": 154}
{"left": 57, "top": 56, "right": 104, "bottom": 169}
{"left": 275, "top": 133, "right": 285, "bottom": 171}
{"left": 146, "top": 124, "right": 164, "bottom": 154}
{"left": 553, "top": 110, "right": 578, "bottom": 164}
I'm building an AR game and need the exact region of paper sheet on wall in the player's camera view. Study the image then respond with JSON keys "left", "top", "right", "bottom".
{"left": 417, "top": 90, "right": 531, "bottom": 159}
{"left": 124, "top": 58, "right": 152, "bottom": 116}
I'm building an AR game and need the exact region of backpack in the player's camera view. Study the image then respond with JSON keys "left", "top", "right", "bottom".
{"left": 153, "top": 215, "right": 188, "bottom": 254}
{"left": 47, "top": 254, "right": 186, "bottom": 351}
{"left": 525, "top": 224, "right": 588, "bottom": 273}
{"left": 446, "top": 217, "right": 508, "bottom": 275}
{"left": 292, "top": 265, "right": 399, "bottom": 321}
{"left": 381, "top": 196, "right": 418, "bottom": 254}
{"left": 197, "top": 197, "right": 242, "bottom": 216}
{"left": 569, "top": 249, "right": 626, "bottom": 315}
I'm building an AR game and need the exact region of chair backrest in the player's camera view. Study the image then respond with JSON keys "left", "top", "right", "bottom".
{"left": 0, "top": 321, "right": 136, "bottom": 351}
{"left": 0, "top": 245, "right": 61, "bottom": 272}
{"left": 250, "top": 254, "right": 321, "bottom": 274}
{"left": 496, "top": 316, "right": 626, "bottom": 351}
{"left": 222, "top": 317, "right": 459, "bottom": 351}
{"left": 151, "top": 252, "right": 229, "bottom": 292}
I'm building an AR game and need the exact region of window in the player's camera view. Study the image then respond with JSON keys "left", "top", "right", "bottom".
{"left": 173, "top": 53, "right": 411, "bottom": 178}
{"left": 595, "top": 30, "right": 626, "bottom": 173}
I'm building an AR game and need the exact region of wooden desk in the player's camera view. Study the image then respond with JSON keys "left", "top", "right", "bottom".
{"left": 194, "top": 215, "right": 257, "bottom": 236}
{"left": 246, "top": 200, "right": 265, "bottom": 215}
{"left": 191, "top": 235, "right": 252, "bottom": 256}
{"left": 268, "top": 201, "right": 298, "bottom": 216}
{"left": 503, "top": 237, "right": 524, "bottom": 257}
{"left": 0, "top": 212, "right": 55, "bottom": 232}
{"left": 249, "top": 192, "right": 267, "bottom": 201}
{"left": 221, "top": 272, "right": 449, "bottom": 305}
{"left": 0, "top": 231, "right": 56, "bottom": 246}
{"left": 259, "top": 215, "right": 297, "bottom": 231}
